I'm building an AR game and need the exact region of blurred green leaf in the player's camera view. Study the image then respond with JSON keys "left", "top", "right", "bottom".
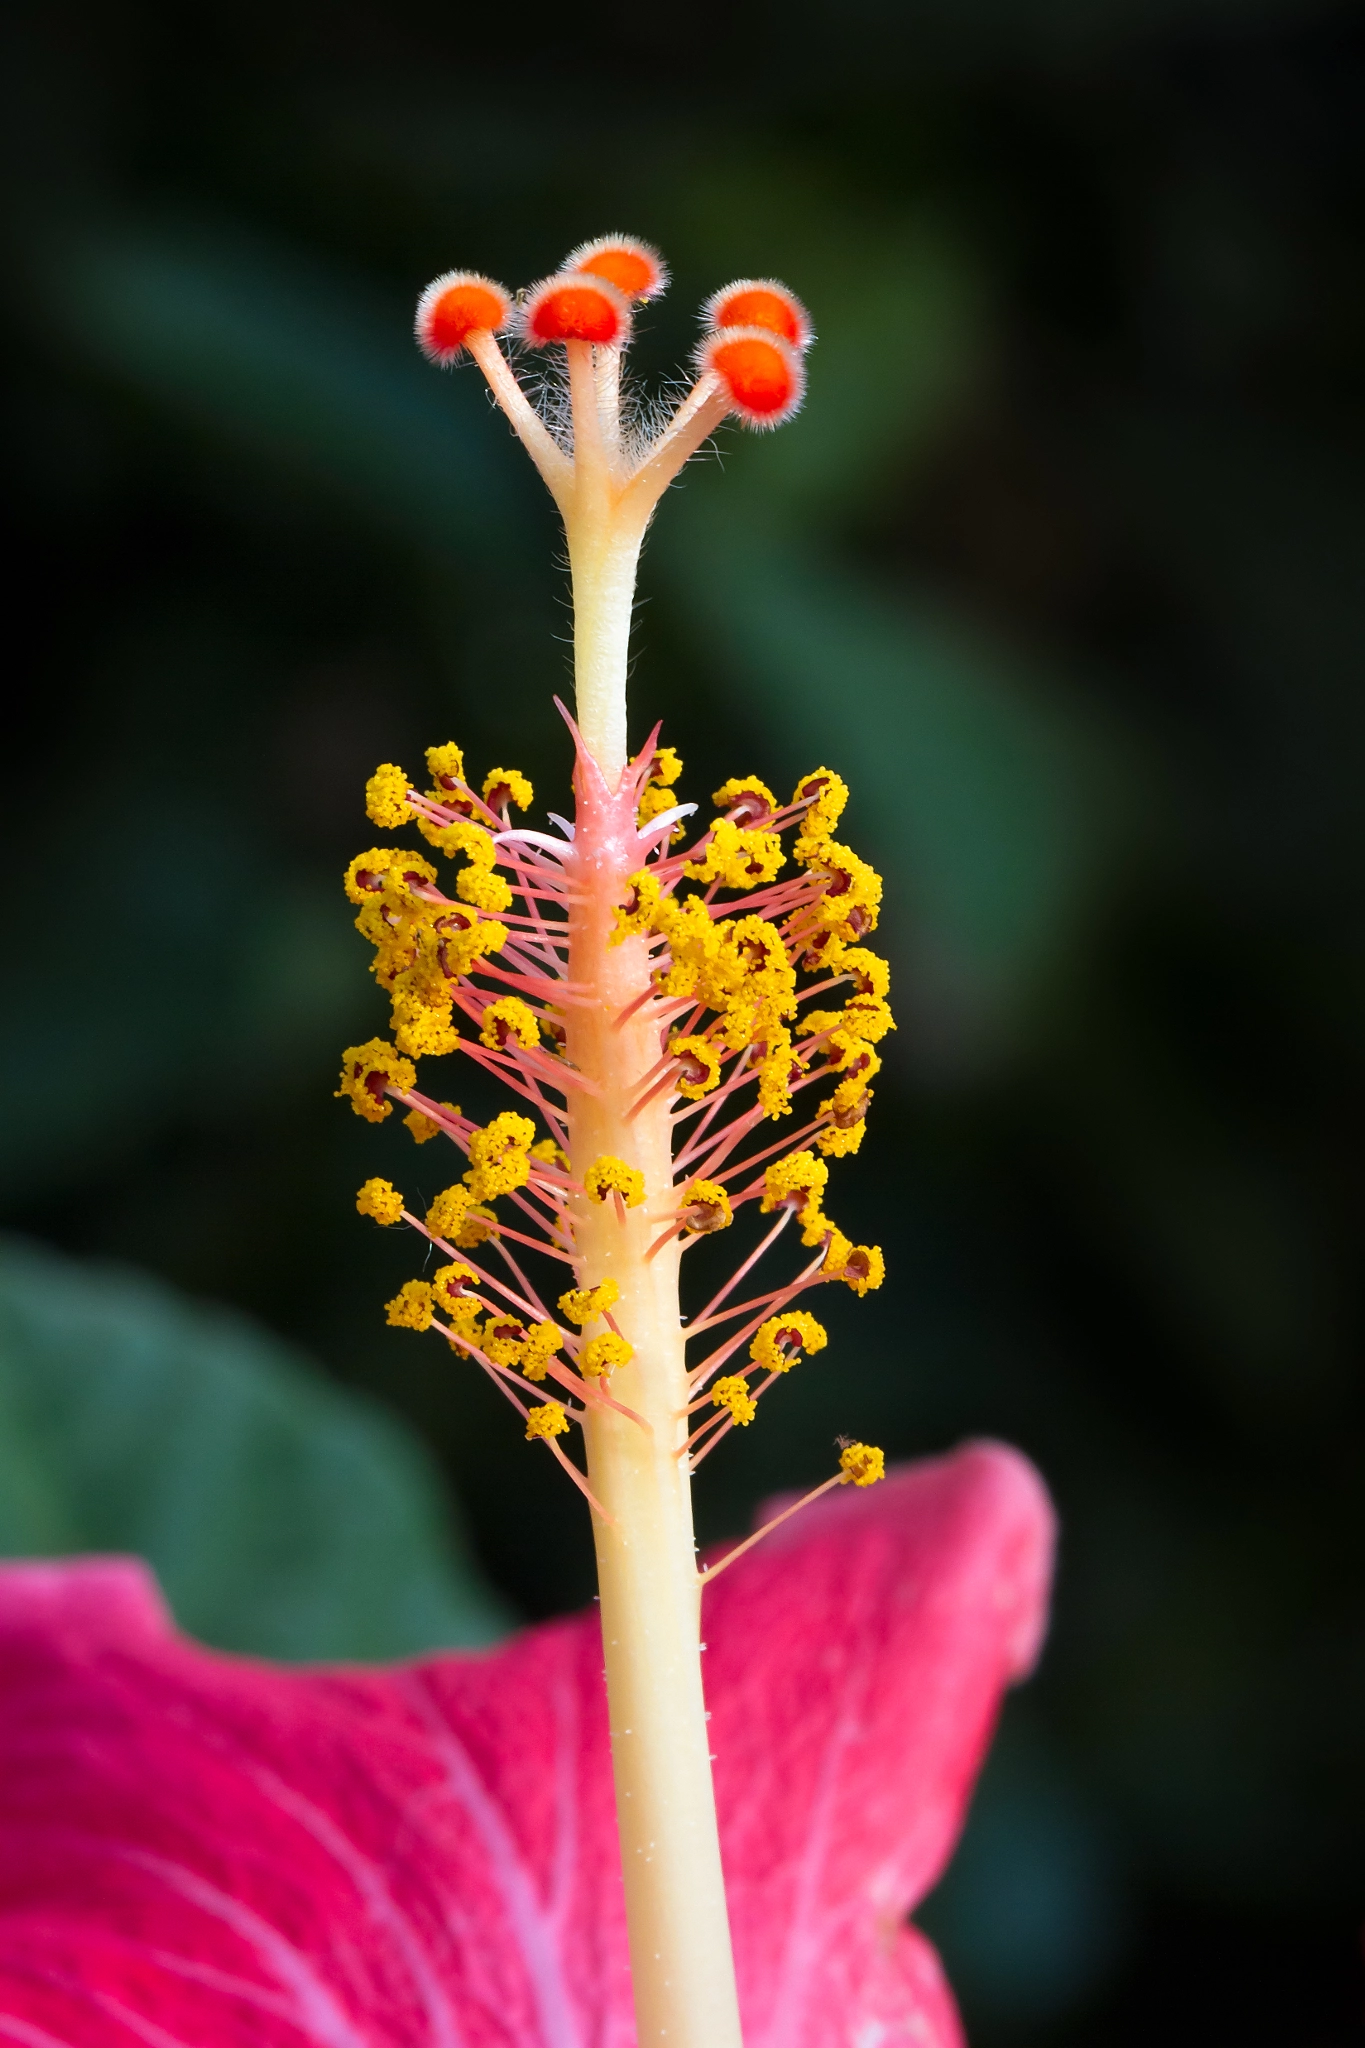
{"left": 31, "top": 217, "right": 536, "bottom": 564}
{"left": 659, "top": 513, "right": 1120, "bottom": 1067}
{"left": 0, "top": 1234, "right": 510, "bottom": 1659}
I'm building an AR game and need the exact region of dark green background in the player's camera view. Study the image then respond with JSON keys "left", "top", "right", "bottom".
{"left": 4, "top": 0, "right": 1365, "bottom": 2039}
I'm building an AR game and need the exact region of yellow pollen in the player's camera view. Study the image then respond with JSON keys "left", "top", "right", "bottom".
{"left": 750, "top": 1310, "right": 826, "bottom": 1373}
{"left": 585, "top": 1156, "right": 646, "bottom": 1208}
{"left": 483, "top": 767, "right": 534, "bottom": 811}
{"left": 525, "top": 1400, "right": 570, "bottom": 1442}
{"left": 426, "top": 1183, "right": 476, "bottom": 1237}
{"left": 678, "top": 1179, "right": 732, "bottom": 1233}
{"left": 711, "top": 1376, "right": 757, "bottom": 1426}
{"left": 457, "top": 866, "right": 514, "bottom": 913}
{"left": 480, "top": 997, "right": 540, "bottom": 1052}
{"left": 336, "top": 1038, "right": 416, "bottom": 1123}
{"left": 650, "top": 745, "right": 683, "bottom": 786}
{"left": 791, "top": 767, "right": 849, "bottom": 838}
{"left": 839, "top": 1442, "right": 885, "bottom": 1487}
{"left": 559, "top": 1278, "right": 621, "bottom": 1324}
{"left": 356, "top": 1177, "right": 404, "bottom": 1227}
{"left": 522, "top": 1321, "right": 564, "bottom": 1380}
{"left": 669, "top": 1034, "right": 722, "bottom": 1099}
{"left": 760, "top": 1150, "right": 828, "bottom": 1217}
{"left": 386, "top": 1280, "right": 433, "bottom": 1331}
{"left": 482, "top": 1315, "right": 528, "bottom": 1366}
{"left": 431, "top": 1262, "right": 480, "bottom": 1314}
{"left": 405, "top": 1100, "right": 458, "bottom": 1143}
{"left": 532, "top": 1136, "right": 570, "bottom": 1170}
{"left": 466, "top": 1111, "right": 536, "bottom": 1200}
{"left": 581, "top": 1332, "right": 633, "bottom": 1378}
{"left": 365, "top": 763, "right": 414, "bottom": 830}
{"left": 712, "top": 774, "right": 776, "bottom": 823}
{"left": 611, "top": 869, "right": 662, "bottom": 944}
{"left": 425, "top": 741, "right": 468, "bottom": 797}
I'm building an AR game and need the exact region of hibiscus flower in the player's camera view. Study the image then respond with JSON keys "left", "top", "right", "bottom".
{"left": 0, "top": 1441, "right": 1052, "bottom": 2047}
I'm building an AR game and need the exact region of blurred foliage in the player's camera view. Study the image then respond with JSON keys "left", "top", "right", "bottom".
{"left": 0, "top": 1235, "right": 507, "bottom": 1658}
{"left": 3, "top": 0, "right": 1365, "bottom": 2040}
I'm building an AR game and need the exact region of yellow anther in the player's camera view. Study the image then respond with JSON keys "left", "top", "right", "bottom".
{"left": 365, "top": 763, "right": 414, "bottom": 830}
{"left": 532, "top": 1136, "right": 570, "bottom": 1170}
{"left": 760, "top": 1149, "right": 828, "bottom": 1217}
{"left": 385, "top": 1280, "right": 433, "bottom": 1331}
{"left": 711, "top": 1376, "right": 757, "bottom": 1426}
{"left": 522, "top": 1321, "right": 563, "bottom": 1381}
{"left": 430, "top": 907, "right": 509, "bottom": 977}
{"left": 391, "top": 996, "right": 460, "bottom": 1059}
{"left": 839, "top": 1441, "right": 885, "bottom": 1487}
{"left": 669, "top": 1034, "right": 722, "bottom": 1099}
{"left": 727, "top": 915, "right": 796, "bottom": 990}
{"left": 678, "top": 1179, "right": 732, "bottom": 1234}
{"left": 817, "top": 1072, "right": 872, "bottom": 1156}
{"left": 712, "top": 774, "right": 776, "bottom": 824}
{"left": 611, "top": 869, "right": 662, "bottom": 943}
{"left": 750, "top": 1310, "right": 827, "bottom": 1374}
{"left": 466, "top": 1111, "right": 536, "bottom": 1200}
{"left": 830, "top": 1241, "right": 884, "bottom": 1295}
{"left": 480, "top": 997, "right": 540, "bottom": 1052}
{"left": 822, "top": 1030, "right": 882, "bottom": 1086}
{"left": 585, "top": 1156, "right": 646, "bottom": 1208}
{"left": 800, "top": 840, "right": 882, "bottom": 939}
{"left": 684, "top": 817, "right": 784, "bottom": 891}
{"left": 405, "top": 1100, "right": 458, "bottom": 1144}
{"left": 425, "top": 741, "right": 468, "bottom": 798}
{"left": 423, "top": 814, "right": 494, "bottom": 864}
{"left": 822, "top": 1228, "right": 853, "bottom": 1278}
{"left": 838, "top": 948, "right": 891, "bottom": 1001}
{"left": 581, "top": 1332, "right": 633, "bottom": 1379}
{"left": 482, "top": 1315, "right": 527, "bottom": 1366}
{"left": 457, "top": 866, "right": 514, "bottom": 913}
{"left": 817, "top": 1115, "right": 867, "bottom": 1157}
{"left": 356, "top": 1177, "right": 404, "bottom": 1227}
{"left": 454, "top": 1206, "right": 497, "bottom": 1248}
{"left": 637, "top": 783, "right": 685, "bottom": 841}
{"left": 427, "top": 1183, "right": 475, "bottom": 1237}
{"left": 650, "top": 745, "right": 683, "bottom": 786}
{"left": 344, "top": 847, "right": 436, "bottom": 908}
{"left": 558, "top": 1279, "right": 621, "bottom": 1325}
{"left": 801, "top": 1206, "right": 835, "bottom": 1249}
{"left": 791, "top": 767, "right": 848, "bottom": 839}
{"left": 483, "top": 767, "right": 533, "bottom": 812}
{"left": 336, "top": 1039, "right": 416, "bottom": 1123}
{"left": 757, "top": 1032, "right": 803, "bottom": 1119}
{"left": 431, "top": 1262, "right": 480, "bottom": 1314}
{"left": 841, "top": 994, "right": 895, "bottom": 1043}
{"left": 525, "top": 1401, "right": 570, "bottom": 1442}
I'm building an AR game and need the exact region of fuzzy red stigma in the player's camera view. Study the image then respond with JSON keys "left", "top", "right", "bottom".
{"left": 704, "top": 278, "right": 813, "bottom": 351}
{"left": 522, "top": 274, "right": 632, "bottom": 348}
{"left": 415, "top": 272, "right": 512, "bottom": 365}
{"left": 699, "top": 327, "right": 805, "bottom": 428}
{"left": 567, "top": 235, "right": 669, "bottom": 302}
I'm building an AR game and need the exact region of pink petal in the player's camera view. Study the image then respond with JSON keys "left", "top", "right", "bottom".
{"left": 0, "top": 1442, "right": 1053, "bottom": 2048}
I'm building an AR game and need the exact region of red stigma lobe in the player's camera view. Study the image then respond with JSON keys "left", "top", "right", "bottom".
{"left": 415, "top": 273, "right": 512, "bottom": 364}
{"left": 568, "top": 235, "right": 669, "bottom": 302}
{"left": 524, "top": 275, "right": 631, "bottom": 348}
{"left": 701, "top": 328, "right": 806, "bottom": 428}
{"left": 705, "top": 278, "right": 813, "bottom": 350}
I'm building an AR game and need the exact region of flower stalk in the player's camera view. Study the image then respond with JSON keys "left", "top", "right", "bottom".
{"left": 343, "top": 238, "right": 891, "bottom": 2047}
